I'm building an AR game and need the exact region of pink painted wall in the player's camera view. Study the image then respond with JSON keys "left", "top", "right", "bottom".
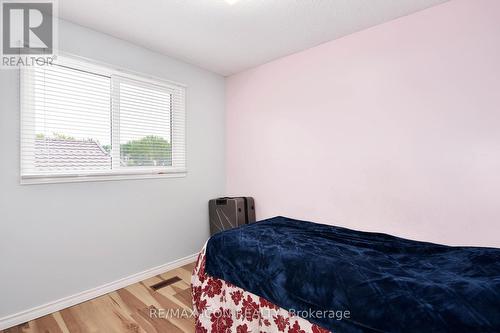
{"left": 226, "top": 0, "right": 500, "bottom": 247}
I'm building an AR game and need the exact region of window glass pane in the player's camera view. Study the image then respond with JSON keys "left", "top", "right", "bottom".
{"left": 118, "top": 82, "right": 172, "bottom": 168}
{"left": 24, "top": 65, "right": 111, "bottom": 174}
{"left": 21, "top": 56, "right": 186, "bottom": 183}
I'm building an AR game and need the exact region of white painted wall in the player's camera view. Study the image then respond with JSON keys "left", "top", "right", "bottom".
{"left": 0, "top": 20, "right": 225, "bottom": 318}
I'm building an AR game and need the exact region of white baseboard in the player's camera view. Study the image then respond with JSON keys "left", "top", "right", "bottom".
{"left": 0, "top": 252, "right": 199, "bottom": 330}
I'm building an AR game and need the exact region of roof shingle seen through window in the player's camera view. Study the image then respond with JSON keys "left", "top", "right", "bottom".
{"left": 34, "top": 138, "right": 111, "bottom": 171}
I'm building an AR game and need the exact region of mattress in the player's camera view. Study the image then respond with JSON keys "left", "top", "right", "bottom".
{"left": 192, "top": 244, "right": 330, "bottom": 333}
{"left": 195, "top": 216, "right": 500, "bottom": 333}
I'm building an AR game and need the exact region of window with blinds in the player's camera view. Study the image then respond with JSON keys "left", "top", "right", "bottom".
{"left": 20, "top": 56, "right": 186, "bottom": 183}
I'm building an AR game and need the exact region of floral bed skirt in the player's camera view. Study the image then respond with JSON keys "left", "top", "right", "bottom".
{"left": 191, "top": 245, "right": 331, "bottom": 333}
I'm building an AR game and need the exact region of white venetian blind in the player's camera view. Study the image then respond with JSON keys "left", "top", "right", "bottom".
{"left": 21, "top": 63, "right": 112, "bottom": 177}
{"left": 112, "top": 76, "right": 186, "bottom": 173}
{"left": 21, "top": 56, "right": 186, "bottom": 183}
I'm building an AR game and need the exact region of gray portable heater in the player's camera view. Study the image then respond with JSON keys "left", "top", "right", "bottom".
{"left": 209, "top": 197, "right": 256, "bottom": 236}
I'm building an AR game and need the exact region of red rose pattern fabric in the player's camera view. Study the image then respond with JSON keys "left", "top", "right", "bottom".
{"left": 192, "top": 245, "right": 331, "bottom": 333}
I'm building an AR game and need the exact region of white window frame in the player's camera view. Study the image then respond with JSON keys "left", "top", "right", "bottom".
{"left": 20, "top": 54, "right": 187, "bottom": 184}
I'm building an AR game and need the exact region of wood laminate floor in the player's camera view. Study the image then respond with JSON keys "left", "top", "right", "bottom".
{"left": 2, "top": 262, "right": 197, "bottom": 333}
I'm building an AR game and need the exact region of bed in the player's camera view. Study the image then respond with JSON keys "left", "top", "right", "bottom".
{"left": 191, "top": 216, "right": 500, "bottom": 333}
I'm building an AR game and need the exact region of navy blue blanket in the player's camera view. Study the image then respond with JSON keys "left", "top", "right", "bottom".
{"left": 205, "top": 216, "right": 500, "bottom": 333}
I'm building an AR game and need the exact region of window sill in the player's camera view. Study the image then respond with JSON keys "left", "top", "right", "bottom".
{"left": 20, "top": 172, "right": 187, "bottom": 185}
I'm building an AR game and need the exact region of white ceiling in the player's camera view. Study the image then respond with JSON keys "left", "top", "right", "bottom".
{"left": 59, "top": 0, "right": 449, "bottom": 76}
